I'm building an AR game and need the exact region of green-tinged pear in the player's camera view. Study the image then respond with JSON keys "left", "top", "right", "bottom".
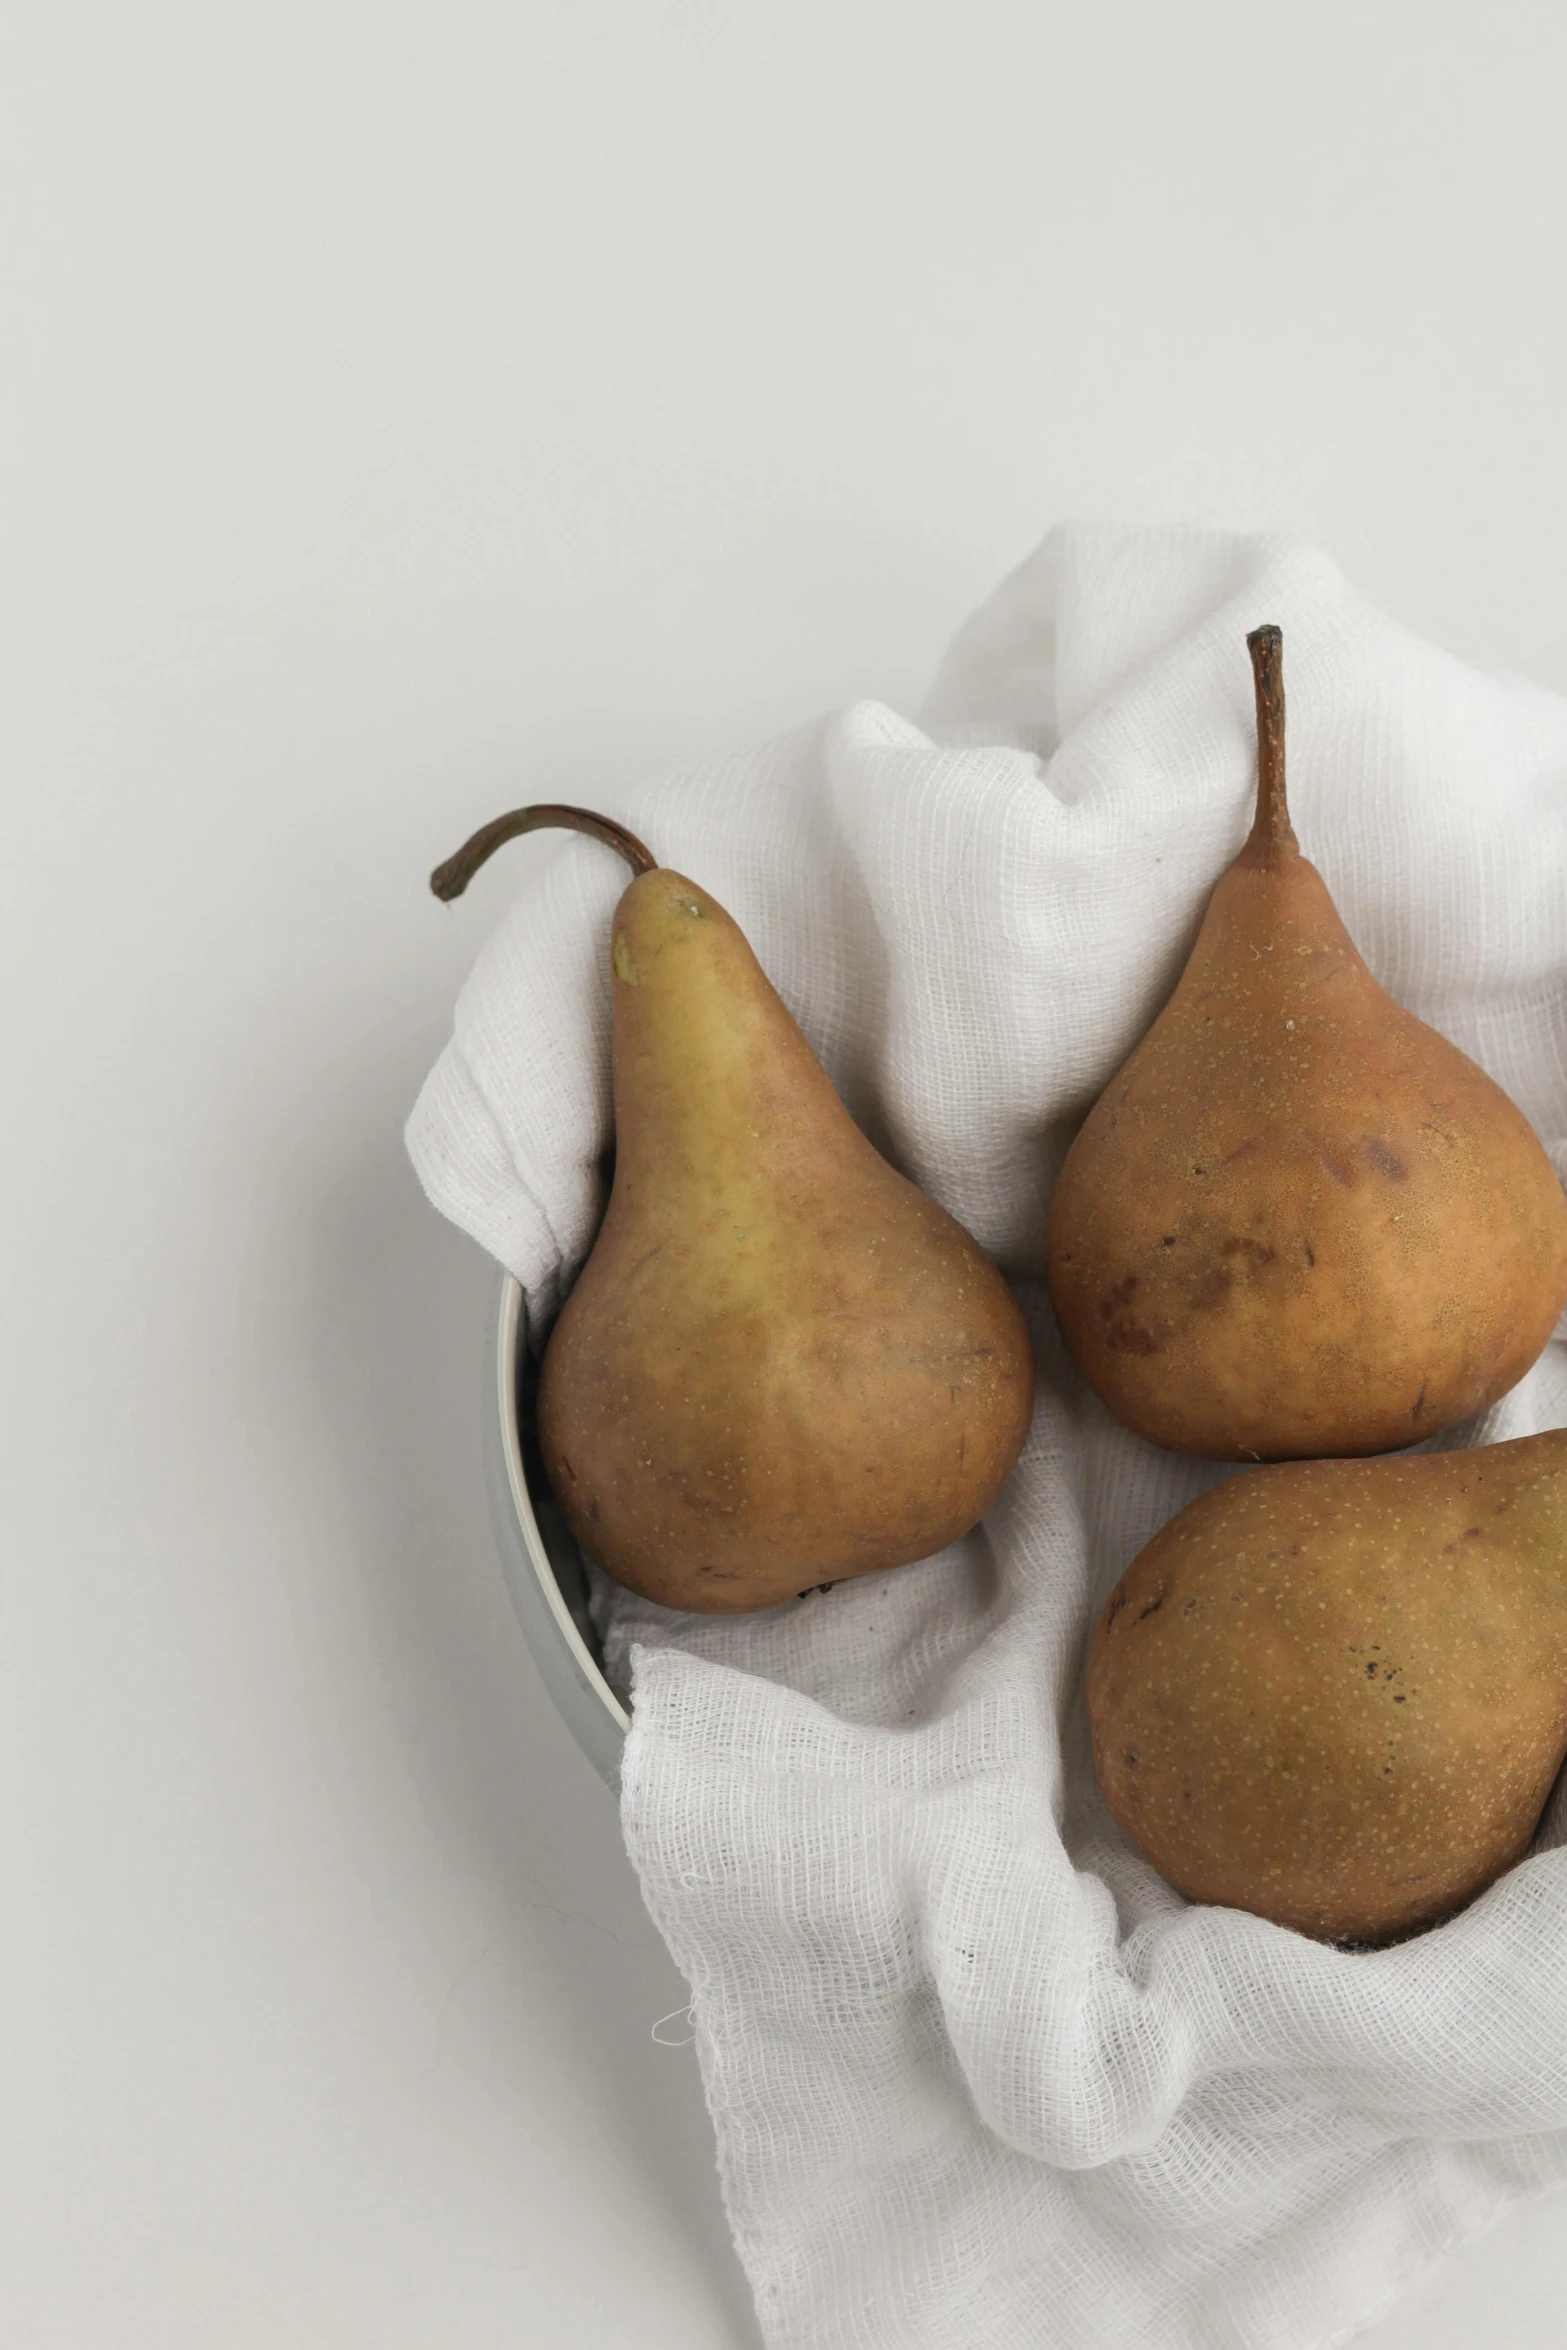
{"left": 433, "top": 805, "right": 1035, "bottom": 1612}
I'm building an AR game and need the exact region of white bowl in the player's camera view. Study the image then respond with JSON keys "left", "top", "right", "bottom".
{"left": 485, "top": 1273, "right": 628, "bottom": 1788}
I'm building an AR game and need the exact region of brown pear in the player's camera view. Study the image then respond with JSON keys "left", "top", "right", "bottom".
{"left": 1046, "top": 626, "right": 1567, "bottom": 1460}
{"left": 1089, "top": 1432, "right": 1567, "bottom": 1942}
{"left": 433, "top": 805, "right": 1035, "bottom": 1612}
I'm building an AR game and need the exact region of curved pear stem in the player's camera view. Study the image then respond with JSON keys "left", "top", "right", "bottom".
{"left": 1245, "top": 625, "right": 1298, "bottom": 863}
{"left": 430, "top": 804, "right": 659, "bottom": 900}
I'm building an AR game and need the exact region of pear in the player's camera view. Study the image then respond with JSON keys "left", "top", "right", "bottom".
{"left": 1088, "top": 1432, "right": 1567, "bottom": 1942}
{"left": 1046, "top": 626, "right": 1567, "bottom": 1460}
{"left": 433, "top": 805, "right": 1035, "bottom": 1612}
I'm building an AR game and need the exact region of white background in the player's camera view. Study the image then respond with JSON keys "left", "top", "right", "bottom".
{"left": 5, "top": 4, "right": 1567, "bottom": 2343}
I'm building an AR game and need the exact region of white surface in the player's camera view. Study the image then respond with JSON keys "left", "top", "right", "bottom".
{"left": 3, "top": 4, "right": 1566, "bottom": 2344}
{"left": 408, "top": 522, "right": 1567, "bottom": 2350}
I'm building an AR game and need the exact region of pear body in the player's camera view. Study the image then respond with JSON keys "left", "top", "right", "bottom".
{"left": 1089, "top": 1432, "right": 1567, "bottom": 1942}
{"left": 538, "top": 869, "right": 1035, "bottom": 1612}
{"left": 1047, "top": 845, "right": 1567, "bottom": 1458}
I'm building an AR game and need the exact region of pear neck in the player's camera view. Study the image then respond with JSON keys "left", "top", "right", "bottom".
{"left": 1240, "top": 624, "right": 1299, "bottom": 869}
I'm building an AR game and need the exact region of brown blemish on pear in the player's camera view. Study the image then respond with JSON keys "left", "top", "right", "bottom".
{"left": 1046, "top": 626, "right": 1567, "bottom": 1460}
{"left": 433, "top": 807, "right": 1036, "bottom": 1612}
{"left": 1088, "top": 1432, "right": 1567, "bottom": 1943}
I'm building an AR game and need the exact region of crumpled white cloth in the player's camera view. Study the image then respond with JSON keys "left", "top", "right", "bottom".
{"left": 407, "top": 525, "right": 1567, "bottom": 2350}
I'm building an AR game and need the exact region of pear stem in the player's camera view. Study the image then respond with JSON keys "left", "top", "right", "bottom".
{"left": 1245, "top": 624, "right": 1297, "bottom": 861}
{"left": 430, "top": 804, "right": 659, "bottom": 900}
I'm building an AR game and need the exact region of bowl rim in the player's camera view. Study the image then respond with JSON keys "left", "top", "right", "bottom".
{"left": 485, "top": 1271, "right": 628, "bottom": 1788}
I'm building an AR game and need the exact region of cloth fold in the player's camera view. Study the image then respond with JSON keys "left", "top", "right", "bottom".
{"left": 408, "top": 524, "right": 1567, "bottom": 2349}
